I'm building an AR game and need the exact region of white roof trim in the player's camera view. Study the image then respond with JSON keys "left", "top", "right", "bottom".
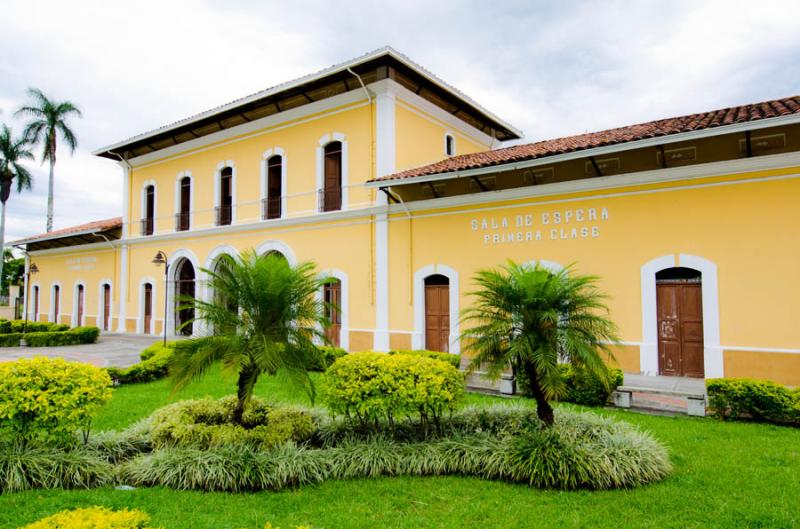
{"left": 365, "top": 112, "right": 800, "bottom": 188}
{"left": 93, "top": 46, "right": 522, "bottom": 156}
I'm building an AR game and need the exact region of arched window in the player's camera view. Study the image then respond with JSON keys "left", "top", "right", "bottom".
{"left": 445, "top": 134, "right": 455, "bottom": 157}
{"left": 264, "top": 155, "right": 283, "bottom": 220}
{"left": 174, "top": 259, "right": 196, "bottom": 335}
{"left": 52, "top": 285, "right": 60, "bottom": 323}
{"left": 321, "top": 142, "right": 342, "bottom": 212}
{"left": 101, "top": 283, "right": 112, "bottom": 331}
{"left": 217, "top": 167, "right": 233, "bottom": 226}
{"left": 142, "top": 185, "right": 155, "bottom": 235}
{"left": 424, "top": 274, "right": 450, "bottom": 352}
{"left": 177, "top": 176, "right": 191, "bottom": 231}
{"left": 324, "top": 279, "right": 342, "bottom": 347}
{"left": 143, "top": 283, "right": 153, "bottom": 334}
{"left": 75, "top": 284, "right": 85, "bottom": 326}
{"left": 32, "top": 285, "right": 39, "bottom": 322}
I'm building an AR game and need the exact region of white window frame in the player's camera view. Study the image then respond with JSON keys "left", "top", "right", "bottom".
{"left": 174, "top": 171, "right": 194, "bottom": 231}
{"left": 260, "top": 147, "right": 288, "bottom": 220}
{"left": 444, "top": 132, "right": 456, "bottom": 157}
{"left": 214, "top": 161, "right": 237, "bottom": 226}
{"left": 317, "top": 268, "right": 349, "bottom": 351}
{"left": 412, "top": 264, "right": 460, "bottom": 355}
{"left": 140, "top": 179, "right": 157, "bottom": 235}
{"left": 315, "top": 132, "right": 349, "bottom": 212}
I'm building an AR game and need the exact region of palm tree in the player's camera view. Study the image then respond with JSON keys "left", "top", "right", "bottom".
{"left": 170, "top": 251, "right": 331, "bottom": 425}
{"left": 0, "top": 125, "right": 33, "bottom": 284}
{"left": 15, "top": 88, "right": 81, "bottom": 232}
{"left": 462, "top": 261, "right": 619, "bottom": 426}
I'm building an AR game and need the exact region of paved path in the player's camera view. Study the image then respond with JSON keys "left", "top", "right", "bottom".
{"left": 0, "top": 334, "right": 160, "bottom": 368}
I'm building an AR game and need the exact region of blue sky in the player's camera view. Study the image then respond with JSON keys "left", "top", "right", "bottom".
{"left": 1, "top": 0, "right": 798, "bottom": 242}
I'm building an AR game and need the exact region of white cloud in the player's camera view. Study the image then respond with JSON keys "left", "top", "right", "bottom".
{"left": 1, "top": 0, "right": 798, "bottom": 241}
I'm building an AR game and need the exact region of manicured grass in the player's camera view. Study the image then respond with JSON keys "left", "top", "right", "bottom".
{"left": 3, "top": 371, "right": 799, "bottom": 529}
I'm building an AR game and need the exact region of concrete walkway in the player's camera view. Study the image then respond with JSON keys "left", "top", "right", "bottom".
{"left": 0, "top": 333, "right": 159, "bottom": 368}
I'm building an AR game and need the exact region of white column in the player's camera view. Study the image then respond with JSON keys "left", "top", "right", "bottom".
{"left": 116, "top": 244, "right": 129, "bottom": 332}
{"left": 22, "top": 254, "right": 29, "bottom": 320}
{"left": 372, "top": 82, "right": 396, "bottom": 351}
{"left": 120, "top": 162, "right": 130, "bottom": 238}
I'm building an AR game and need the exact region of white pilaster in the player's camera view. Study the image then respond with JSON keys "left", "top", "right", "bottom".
{"left": 116, "top": 244, "right": 129, "bottom": 332}
{"left": 372, "top": 82, "right": 395, "bottom": 351}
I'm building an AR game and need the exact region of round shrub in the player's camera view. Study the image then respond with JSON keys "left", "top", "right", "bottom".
{"left": 0, "top": 357, "right": 112, "bottom": 446}
{"left": 148, "top": 396, "right": 315, "bottom": 450}
{"left": 323, "top": 351, "right": 464, "bottom": 426}
{"left": 388, "top": 349, "right": 461, "bottom": 369}
{"left": 20, "top": 506, "right": 154, "bottom": 529}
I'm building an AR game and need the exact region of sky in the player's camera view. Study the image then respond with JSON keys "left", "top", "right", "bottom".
{"left": 1, "top": 0, "right": 798, "bottom": 242}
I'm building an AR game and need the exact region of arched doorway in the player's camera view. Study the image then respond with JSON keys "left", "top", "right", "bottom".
{"left": 424, "top": 274, "right": 450, "bottom": 352}
{"left": 324, "top": 278, "right": 342, "bottom": 347}
{"left": 75, "top": 284, "right": 85, "bottom": 326}
{"left": 174, "top": 259, "right": 196, "bottom": 335}
{"left": 101, "top": 284, "right": 111, "bottom": 331}
{"left": 656, "top": 267, "right": 704, "bottom": 377}
{"left": 143, "top": 283, "right": 153, "bottom": 334}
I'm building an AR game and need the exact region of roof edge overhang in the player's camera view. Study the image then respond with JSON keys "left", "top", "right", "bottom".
{"left": 367, "top": 112, "right": 800, "bottom": 188}
{"left": 93, "top": 46, "right": 522, "bottom": 160}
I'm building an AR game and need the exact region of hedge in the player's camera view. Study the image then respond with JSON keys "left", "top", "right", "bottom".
{"left": 517, "top": 364, "right": 624, "bottom": 407}
{"left": 388, "top": 349, "right": 461, "bottom": 369}
{"left": 0, "top": 357, "right": 112, "bottom": 446}
{"left": 106, "top": 342, "right": 176, "bottom": 384}
{"left": 0, "top": 319, "right": 70, "bottom": 334}
{"left": 0, "top": 325, "right": 99, "bottom": 347}
{"left": 707, "top": 378, "right": 800, "bottom": 426}
{"left": 323, "top": 351, "right": 464, "bottom": 426}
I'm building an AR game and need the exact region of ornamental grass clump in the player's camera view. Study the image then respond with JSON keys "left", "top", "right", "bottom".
{"left": 0, "top": 444, "right": 111, "bottom": 493}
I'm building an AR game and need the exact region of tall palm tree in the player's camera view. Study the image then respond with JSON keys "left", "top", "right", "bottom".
{"left": 15, "top": 88, "right": 81, "bottom": 232}
{"left": 0, "top": 125, "right": 33, "bottom": 284}
{"left": 170, "top": 251, "right": 331, "bottom": 425}
{"left": 462, "top": 261, "right": 619, "bottom": 426}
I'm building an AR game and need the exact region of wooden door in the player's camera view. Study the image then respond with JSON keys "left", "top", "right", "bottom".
{"left": 32, "top": 287, "right": 38, "bottom": 322}
{"left": 323, "top": 143, "right": 342, "bottom": 211}
{"left": 144, "top": 284, "right": 153, "bottom": 334}
{"left": 103, "top": 285, "right": 111, "bottom": 331}
{"left": 425, "top": 283, "right": 450, "bottom": 352}
{"left": 657, "top": 281, "right": 704, "bottom": 377}
{"left": 324, "top": 280, "right": 342, "bottom": 347}
{"left": 77, "top": 285, "right": 84, "bottom": 326}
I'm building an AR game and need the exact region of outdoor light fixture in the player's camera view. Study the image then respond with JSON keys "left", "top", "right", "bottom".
{"left": 20, "top": 262, "right": 39, "bottom": 346}
{"left": 152, "top": 251, "right": 169, "bottom": 346}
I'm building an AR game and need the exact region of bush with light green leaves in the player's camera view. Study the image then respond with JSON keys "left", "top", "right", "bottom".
{"left": 323, "top": 351, "right": 464, "bottom": 427}
{"left": 0, "top": 357, "right": 112, "bottom": 446}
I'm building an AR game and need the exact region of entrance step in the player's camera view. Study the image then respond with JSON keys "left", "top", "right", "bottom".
{"left": 613, "top": 385, "right": 707, "bottom": 416}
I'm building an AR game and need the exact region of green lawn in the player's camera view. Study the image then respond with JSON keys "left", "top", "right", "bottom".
{"left": 3, "top": 368, "right": 799, "bottom": 529}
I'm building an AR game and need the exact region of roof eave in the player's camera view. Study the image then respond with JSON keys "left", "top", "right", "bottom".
{"left": 93, "top": 46, "right": 521, "bottom": 158}
{"left": 366, "top": 112, "right": 800, "bottom": 188}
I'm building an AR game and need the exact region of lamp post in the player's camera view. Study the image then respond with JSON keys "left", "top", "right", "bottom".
{"left": 152, "top": 251, "right": 168, "bottom": 347}
{"left": 20, "top": 262, "right": 39, "bottom": 346}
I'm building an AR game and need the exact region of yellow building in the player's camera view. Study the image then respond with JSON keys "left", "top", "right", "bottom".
{"left": 14, "top": 47, "right": 800, "bottom": 386}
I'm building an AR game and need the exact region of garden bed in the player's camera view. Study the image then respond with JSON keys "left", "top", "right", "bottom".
{"left": 0, "top": 319, "right": 99, "bottom": 347}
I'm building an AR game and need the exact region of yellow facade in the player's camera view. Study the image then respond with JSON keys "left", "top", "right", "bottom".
{"left": 19, "top": 54, "right": 800, "bottom": 387}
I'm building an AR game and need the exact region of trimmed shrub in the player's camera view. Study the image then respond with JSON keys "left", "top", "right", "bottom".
{"left": 0, "top": 326, "right": 100, "bottom": 347}
{"left": 0, "top": 357, "right": 112, "bottom": 446}
{"left": 707, "top": 378, "right": 800, "bottom": 426}
{"left": 388, "top": 348, "right": 461, "bottom": 369}
{"left": 517, "top": 363, "right": 623, "bottom": 407}
{"left": 308, "top": 345, "right": 347, "bottom": 372}
{"left": 106, "top": 342, "right": 176, "bottom": 384}
{"left": 148, "top": 396, "right": 315, "bottom": 450}
{"left": 323, "top": 352, "right": 464, "bottom": 426}
{"left": 20, "top": 507, "right": 153, "bottom": 529}
{"left": 0, "top": 319, "right": 10, "bottom": 333}
{"left": 0, "top": 319, "right": 70, "bottom": 334}
{"left": 0, "top": 444, "right": 112, "bottom": 493}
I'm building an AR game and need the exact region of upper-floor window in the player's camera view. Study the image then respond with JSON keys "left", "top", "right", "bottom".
{"left": 264, "top": 155, "right": 282, "bottom": 220}
{"left": 142, "top": 184, "right": 155, "bottom": 236}
{"left": 177, "top": 176, "right": 191, "bottom": 231}
{"left": 217, "top": 167, "right": 233, "bottom": 226}
{"left": 445, "top": 134, "right": 455, "bottom": 157}
{"left": 321, "top": 141, "right": 342, "bottom": 212}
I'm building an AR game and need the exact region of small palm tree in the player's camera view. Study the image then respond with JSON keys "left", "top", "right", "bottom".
{"left": 462, "top": 261, "right": 619, "bottom": 426}
{"left": 170, "top": 251, "right": 331, "bottom": 425}
{"left": 15, "top": 88, "right": 81, "bottom": 232}
{"left": 0, "top": 125, "right": 33, "bottom": 283}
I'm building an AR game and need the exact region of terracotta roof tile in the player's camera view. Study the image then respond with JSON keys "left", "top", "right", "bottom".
{"left": 13, "top": 217, "right": 122, "bottom": 245}
{"left": 372, "top": 95, "right": 800, "bottom": 183}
